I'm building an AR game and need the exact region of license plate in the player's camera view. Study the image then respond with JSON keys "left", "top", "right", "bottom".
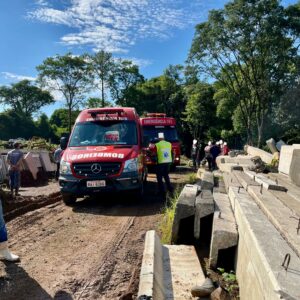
{"left": 87, "top": 180, "right": 106, "bottom": 188}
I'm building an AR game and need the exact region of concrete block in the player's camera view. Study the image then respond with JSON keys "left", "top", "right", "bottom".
{"left": 244, "top": 170, "right": 287, "bottom": 192}
{"left": 246, "top": 185, "right": 300, "bottom": 258}
{"left": 171, "top": 184, "right": 198, "bottom": 243}
{"left": 200, "top": 171, "right": 214, "bottom": 191}
{"left": 268, "top": 173, "right": 300, "bottom": 203}
{"left": 266, "top": 138, "right": 279, "bottom": 154}
{"left": 24, "top": 152, "right": 40, "bottom": 180}
{"left": 245, "top": 146, "right": 273, "bottom": 164}
{"left": 232, "top": 170, "right": 260, "bottom": 190}
{"left": 209, "top": 192, "right": 238, "bottom": 268}
{"left": 228, "top": 186, "right": 300, "bottom": 300}
{"left": 213, "top": 179, "right": 226, "bottom": 194}
{"left": 138, "top": 230, "right": 205, "bottom": 300}
{"left": 39, "top": 151, "right": 56, "bottom": 172}
{"left": 223, "top": 173, "right": 242, "bottom": 193}
{"left": 194, "top": 190, "right": 214, "bottom": 239}
{"left": 279, "top": 145, "right": 300, "bottom": 175}
{"left": 290, "top": 149, "right": 300, "bottom": 187}
{"left": 216, "top": 155, "right": 255, "bottom": 167}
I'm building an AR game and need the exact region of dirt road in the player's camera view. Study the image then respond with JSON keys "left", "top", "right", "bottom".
{"left": 0, "top": 168, "right": 190, "bottom": 300}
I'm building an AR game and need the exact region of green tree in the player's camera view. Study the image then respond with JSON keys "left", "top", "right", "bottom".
{"left": 36, "top": 114, "right": 54, "bottom": 140}
{"left": 86, "top": 97, "right": 112, "bottom": 108}
{"left": 89, "top": 50, "right": 115, "bottom": 107}
{"left": 37, "top": 53, "right": 92, "bottom": 132}
{"left": 109, "top": 59, "right": 144, "bottom": 106}
{"left": 0, "top": 80, "right": 54, "bottom": 117}
{"left": 183, "top": 82, "right": 216, "bottom": 139}
{"left": 189, "top": 0, "right": 300, "bottom": 147}
{"left": 0, "top": 110, "right": 37, "bottom": 140}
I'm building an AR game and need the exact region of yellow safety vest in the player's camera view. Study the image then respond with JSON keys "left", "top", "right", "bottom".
{"left": 156, "top": 140, "right": 172, "bottom": 164}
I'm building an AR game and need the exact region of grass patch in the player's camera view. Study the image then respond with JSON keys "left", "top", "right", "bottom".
{"left": 158, "top": 189, "right": 181, "bottom": 244}
{"left": 188, "top": 172, "right": 197, "bottom": 184}
{"left": 158, "top": 170, "right": 198, "bottom": 244}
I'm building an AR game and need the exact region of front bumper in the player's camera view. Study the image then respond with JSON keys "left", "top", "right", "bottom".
{"left": 59, "top": 172, "right": 141, "bottom": 196}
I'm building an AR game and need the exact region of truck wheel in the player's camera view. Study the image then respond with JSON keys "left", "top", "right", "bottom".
{"left": 62, "top": 193, "right": 77, "bottom": 206}
{"left": 133, "top": 182, "right": 144, "bottom": 201}
{"left": 143, "top": 168, "right": 148, "bottom": 184}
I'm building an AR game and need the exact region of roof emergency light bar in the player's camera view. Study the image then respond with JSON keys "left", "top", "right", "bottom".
{"left": 88, "top": 109, "right": 126, "bottom": 119}
{"left": 146, "top": 113, "right": 166, "bottom": 118}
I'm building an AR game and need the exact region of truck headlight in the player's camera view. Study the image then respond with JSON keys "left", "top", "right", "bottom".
{"left": 60, "top": 160, "right": 72, "bottom": 175}
{"left": 123, "top": 158, "right": 138, "bottom": 173}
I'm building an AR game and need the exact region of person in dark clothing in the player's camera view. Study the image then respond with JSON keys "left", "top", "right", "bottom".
{"left": 204, "top": 141, "right": 213, "bottom": 171}
{"left": 54, "top": 146, "right": 63, "bottom": 180}
{"left": 191, "top": 139, "right": 200, "bottom": 170}
{"left": 210, "top": 142, "right": 221, "bottom": 170}
{"left": 151, "top": 132, "right": 173, "bottom": 197}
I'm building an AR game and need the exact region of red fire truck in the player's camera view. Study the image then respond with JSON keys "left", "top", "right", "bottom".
{"left": 59, "top": 107, "right": 146, "bottom": 205}
{"left": 140, "top": 113, "right": 181, "bottom": 167}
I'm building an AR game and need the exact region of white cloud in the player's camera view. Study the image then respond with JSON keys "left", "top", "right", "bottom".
{"left": 1, "top": 72, "right": 36, "bottom": 81}
{"left": 35, "top": 0, "right": 49, "bottom": 6}
{"left": 28, "top": 0, "right": 206, "bottom": 53}
{"left": 119, "top": 57, "right": 152, "bottom": 68}
{"left": 1, "top": 72, "right": 63, "bottom": 101}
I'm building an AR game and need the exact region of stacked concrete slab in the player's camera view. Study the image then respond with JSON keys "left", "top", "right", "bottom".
{"left": 228, "top": 186, "right": 300, "bottom": 300}
{"left": 138, "top": 230, "right": 205, "bottom": 300}
{"left": 245, "top": 145, "right": 273, "bottom": 164}
{"left": 209, "top": 191, "right": 238, "bottom": 268}
{"left": 279, "top": 145, "right": 300, "bottom": 187}
{"left": 194, "top": 190, "right": 214, "bottom": 239}
{"left": 171, "top": 184, "right": 198, "bottom": 243}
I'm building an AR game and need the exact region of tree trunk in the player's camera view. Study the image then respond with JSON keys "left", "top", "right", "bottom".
{"left": 257, "top": 118, "right": 264, "bottom": 148}
{"left": 68, "top": 106, "right": 72, "bottom": 133}
{"left": 101, "top": 75, "right": 105, "bottom": 107}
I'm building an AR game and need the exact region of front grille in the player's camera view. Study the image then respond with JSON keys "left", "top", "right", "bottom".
{"left": 72, "top": 162, "right": 122, "bottom": 178}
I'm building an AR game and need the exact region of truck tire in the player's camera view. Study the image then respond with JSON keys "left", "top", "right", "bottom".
{"left": 132, "top": 181, "right": 144, "bottom": 202}
{"left": 62, "top": 193, "right": 77, "bottom": 206}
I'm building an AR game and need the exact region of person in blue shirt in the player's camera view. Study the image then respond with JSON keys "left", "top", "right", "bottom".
{"left": 6, "top": 142, "right": 24, "bottom": 197}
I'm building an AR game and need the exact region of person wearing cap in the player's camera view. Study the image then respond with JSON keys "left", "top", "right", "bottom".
{"left": 6, "top": 142, "right": 24, "bottom": 197}
{"left": 210, "top": 141, "right": 221, "bottom": 170}
{"left": 54, "top": 146, "right": 63, "bottom": 180}
{"left": 153, "top": 132, "right": 173, "bottom": 197}
{"left": 222, "top": 142, "right": 230, "bottom": 156}
{"left": 0, "top": 196, "right": 19, "bottom": 261}
{"left": 191, "top": 139, "right": 200, "bottom": 171}
{"left": 204, "top": 141, "right": 213, "bottom": 171}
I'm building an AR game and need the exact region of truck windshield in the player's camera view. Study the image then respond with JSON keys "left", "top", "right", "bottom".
{"left": 143, "top": 126, "right": 179, "bottom": 144}
{"left": 69, "top": 121, "right": 138, "bottom": 146}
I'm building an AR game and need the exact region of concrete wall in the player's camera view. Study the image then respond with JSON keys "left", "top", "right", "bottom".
{"left": 228, "top": 186, "right": 300, "bottom": 300}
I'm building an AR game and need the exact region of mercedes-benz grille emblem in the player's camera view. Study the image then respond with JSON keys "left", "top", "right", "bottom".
{"left": 91, "top": 163, "right": 102, "bottom": 174}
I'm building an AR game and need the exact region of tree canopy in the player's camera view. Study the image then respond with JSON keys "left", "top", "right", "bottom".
{"left": 37, "top": 53, "right": 93, "bottom": 132}
{"left": 0, "top": 80, "right": 54, "bottom": 117}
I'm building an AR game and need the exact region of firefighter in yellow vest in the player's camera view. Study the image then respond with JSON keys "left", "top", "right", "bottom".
{"left": 154, "top": 132, "right": 174, "bottom": 196}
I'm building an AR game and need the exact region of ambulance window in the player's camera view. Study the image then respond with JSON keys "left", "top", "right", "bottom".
{"left": 69, "top": 121, "right": 138, "bottom": 146}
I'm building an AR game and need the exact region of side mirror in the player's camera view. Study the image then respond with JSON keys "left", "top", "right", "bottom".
{"left": 60, "top": 137, "right": 68, "bottom": 150}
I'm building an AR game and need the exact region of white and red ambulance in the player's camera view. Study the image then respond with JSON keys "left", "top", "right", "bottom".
{"left": 59, "top": 107, "right": 145, "bottom": 205}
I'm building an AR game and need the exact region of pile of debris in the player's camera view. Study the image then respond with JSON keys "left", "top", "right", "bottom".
{"left": 0, "top": 150, "right": 57, "bottom": 186}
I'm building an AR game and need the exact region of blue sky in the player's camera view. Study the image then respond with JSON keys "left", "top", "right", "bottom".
{"left": 0, "top": 0, "right": 297, "bottom": 117}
